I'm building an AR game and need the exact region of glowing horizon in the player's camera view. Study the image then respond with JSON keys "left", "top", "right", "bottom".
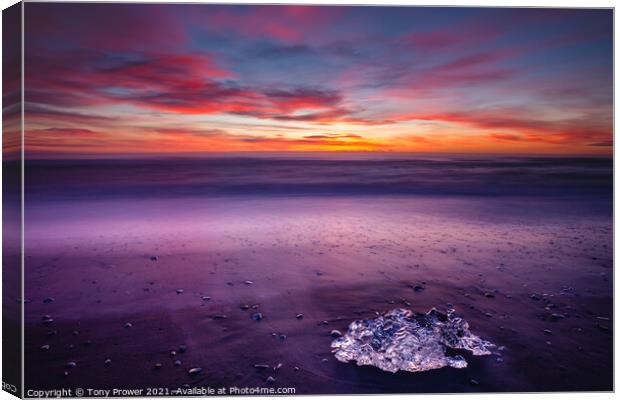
{"left": 18, "top": 4, "right": 613, "bottom": 156}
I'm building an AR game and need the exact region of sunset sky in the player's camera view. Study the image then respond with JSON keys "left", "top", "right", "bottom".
{"left": 23, "top": 4, "right": 613, "bottom": 155}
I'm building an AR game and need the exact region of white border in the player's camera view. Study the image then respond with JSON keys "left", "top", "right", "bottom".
{"left": 0, "top": 2, "right": 615, "bottom": 400}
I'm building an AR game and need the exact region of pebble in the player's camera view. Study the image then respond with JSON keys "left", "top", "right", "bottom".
{"left": 174, "top": 360, "right": 182, "bottom": 366}
{"left": 251, "top": 313, "right": 263, "bottom": 321}
{"left": 254, "top": 364, "right": 270, "bottom": 369}
{"left": 330, "top": 330, "right": 342, "bottom": 338}
{"left": 124, "top": 322, "right": 133, "bottom": 328}
{"left": 470, "top": 379, "right": 479, "bottom": 386}
{"left": 550, "top": 313, "right": 564, "bottom": 321}
{"left": 598, "top": 324, "right": 609, "bottom": 332}
{"left": 188, "top": 367, "right": 203, "bottom": 376}
{"left": 484, "top": 293, "right": 495, "bottom": 298}
{"left": 43, "top": 297, "right": 55, "bottom": 304}
{"left": 178, "top": 345, "right": 187, "bottom": 353}
{"left": 530, "top": 294, "right": 541, "bottom": 301}
{"left": 295, "top": 313, "right": 304, "bottom": 319}
{"left": 211, "top": 314, "right": 227, "bottom": 320}
{"left": 266, "top": 376, "right": 276, "bottom": 384}
{"left": 71, "top": 330, "right": 79, "bottom": 336}
{"left": 202, "top": 296, "right": 211, "bottom": 301}
{"left": 66, "top": 361, "right": 77, "bottom": 368}
{"left": 47, "top": 330, "right": 58, "bottom": 337}
{"left": 150, "top": 256, "right": 158, "bottom": 261}
{"left": 42, "top": 315, "right": 54, "bottom": 324}
{"left": 176, "top": 289, "right": 184, "bottom": 294}
{"left": 413, "top": 285, "right": 425, "bottom": 292}
{"left": 244, "top": 280, "right": 254, "bottom": 285}
{"left": 274, "top": 363, "right": 283, "bottom": 371}
{"left": 279, "top": 334, "right": 287, "bottom": 340}
{"left": 170, "top": 351, "right": 177, "bottom": 357}
{"left": 40, "top": 344, "right": 51, "bottom": 351}
{"left": 543, "top": 329, "right": 552, "bottom": 335}
{"left": 154, "top": 363, "right": 162, "bottom": 369}
{"left": 294, "top": 366, "right": 300, "bottom": 371}
{"left": 240, "top": 305, "right": 250, "bottom": 310}
{"left": 104, "top": 359, "right": 112, "bottom": 365}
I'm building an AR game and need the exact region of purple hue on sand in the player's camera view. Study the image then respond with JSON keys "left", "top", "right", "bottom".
{"left": 24, "top": 156, "right": 612, "bottom": 393}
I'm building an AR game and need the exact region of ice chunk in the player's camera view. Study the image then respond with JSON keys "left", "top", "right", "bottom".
{"left": 331, "top": 308, "right": 496, "bottom": 373}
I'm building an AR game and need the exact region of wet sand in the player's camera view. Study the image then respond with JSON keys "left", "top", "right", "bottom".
{"left": 24, "top": 195, "right": 612, "bottom": 393}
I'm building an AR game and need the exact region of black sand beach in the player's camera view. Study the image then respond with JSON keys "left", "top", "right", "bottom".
{"left": 23, "top": 155, "right": 613, "bottom": 393}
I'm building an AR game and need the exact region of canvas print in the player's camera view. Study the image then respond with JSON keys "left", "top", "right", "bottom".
{"left": 2, "top": 2, "right": 613, "bottom": 396}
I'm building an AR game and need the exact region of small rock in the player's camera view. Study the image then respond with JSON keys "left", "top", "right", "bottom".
{"left": 254, "top": 364, "right": 270, "bottom": 369}
{"left": 598, "top": 324, "right": 609, "bottom": 332}
{"left": 294, "top": 366, "right": 300, "bottom": 371}
{"left": 211, "top": 314, "right": 227, "bottom": 320}
{"left": 66, "top": 361, "right": 77, "bottom": 368}
{"left": 413, "top": 285, "right": 425, "bottom": 292}
{"left": 549, "top": 313, "right": 564, "bottom": 321}
{"left": 266, "top": 376, "right": 276, "bottom": 383}
{"left": 240, "top": 305, "right": 250, "bottom": 310}
{"left": 188, "top": 367, "right": 202, "bottom": 376}
{"left": 251, "top": 313, "right": 263, "bottom": 321}
{"left": 543, "top": 329, "right": 552, "bottom": 335}
{"left": 71, "top": 330, "right": 79, "bottom": 336}
{"left": 178, "top": 345, "right": 187, "bottom": 353}
{"left": 174, "top": 360, "right": 182, "bottom": 366}
{"left": 154, "top": 363, "right": 162, "bottom": 369}
{"left": 470, "top": 379, "right": 479, "bottom": 386}
{"left": 40, "top": 344, "right": 51, "bottom": 351}
{"left": 176, "top": 289, "right": 184, "bottom": 294}
{"left": 43, "top": 297, "right": 55, "bottom": 304}
{"left": 295, "top": 313, "right": 304, "bottom": 319}
{"left": 244, "top": 280, "right": 254, "bottom": 285}
{"left": 279, "top": 334, "right": 287, "bottom": 340}
{"left": 202, "top": 296, "right": 211, "bottom": 301}
{"left": 47, "top": 330, "right": 58, "bottom": 337}
{"left": 530, "top": 294, "right": 541, "bottom": 301}
{"left": 104, "top": 359, "right": 112, "bottom": 365}
{"left": 330, "top": 330, "right": 342, "bottom": 338}
{"left": 484, "top": 293, "right": 495, "bottom": 298}
{"left": 170, "top": 351, "right": 177, "bottom": 357}
{"left": 274, "top": 363, "right": 283, "bottom": 371}
{"left": 124, "top": 322, "right": 133, "bottom": 329}
{"left": 321, "top": 358, "right": 328, "bottom": 363}
{"left": 150, "top": 256, "right": 159, "bottom": 261}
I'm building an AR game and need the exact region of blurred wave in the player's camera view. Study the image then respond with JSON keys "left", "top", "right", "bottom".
{"left": 24, "top": 155, "right": 612, "bottom": 201}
